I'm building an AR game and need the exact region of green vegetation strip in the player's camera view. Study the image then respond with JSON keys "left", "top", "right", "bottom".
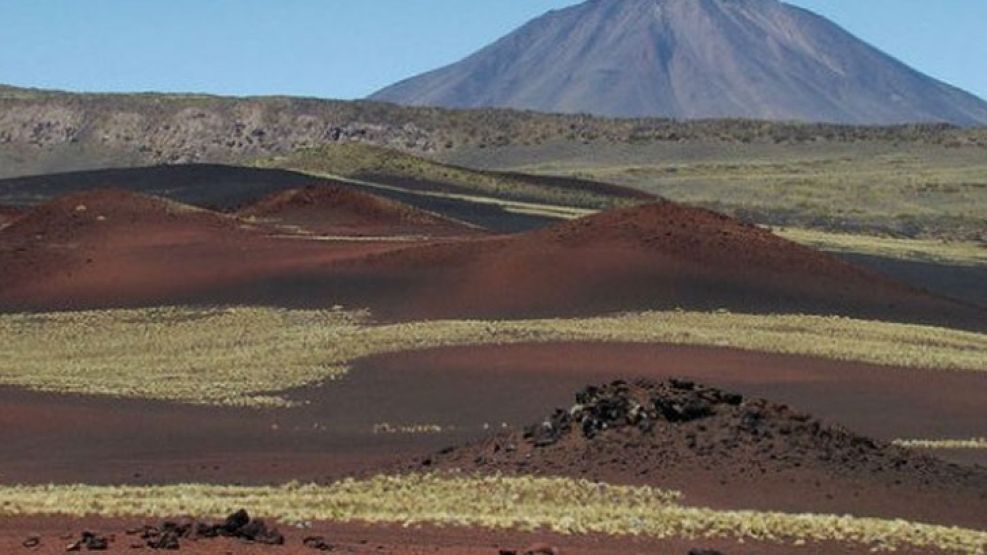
{"left": 1, "top": 307, "right": 986, "bottom": 407}
{"left": 0, "top": 474, "right": 983, "bottom": 554}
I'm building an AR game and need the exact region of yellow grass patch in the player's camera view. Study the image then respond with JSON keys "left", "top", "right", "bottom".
{"left": 0, "top": 474, "right": 983, "bottom": 554}
{"left": 372, "top": 422, "right": 450, "bottom": 435}
{"left": 893, "top": 438, "right": 987, "bottom": 450}
{"left": 776, "top": 228, "right": 987, "bottom": 267}
{"left": 1, "top": 306, "right": 985, "bottom": 407}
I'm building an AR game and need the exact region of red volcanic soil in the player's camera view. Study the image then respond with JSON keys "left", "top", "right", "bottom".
{"left": 2, "top": 192, "right": 983, "bottom": 330}
{"left": 344, "top": 201, "right": 985, "bottom": 327}
{"left": 2, "top": 193, "right": 982, "bottom": 554}
{"left": 419, "top": 377, "right": 987, "bottom": 529}
{"left": 239, "top": 185, "right": 481, "bottom": 236}
{"left": 1, "top": 344, "right": 986, "bottom": 554}
{"left": 4, "top": 344, "right": 987, "bottom": 521}
{"left": 4, "top": 188, "right": 239, "bottom": 241}
{"left": 0, "top": 189, "right": 415, "bottom": 310}
{"left": 2, "top": 343, "right": 986, "bottom": 553}
{"left": 0, "top": 203, "right": 22, "bottom": 228}
{"left": 0, "top": 517, "right": 921, "bottom": 555}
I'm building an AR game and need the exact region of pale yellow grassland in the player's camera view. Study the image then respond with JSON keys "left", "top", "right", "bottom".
{"left": 776, "top": 228, "right": 987, "bottom": 267}
{"left": 893, "top": 438, "right": 987, "bottom": 450}
{"left": 0, "top": 306, "right": 985, "bottom": 407}
{"left": 372, "top": 422, "right": 449, "bottom": 435}
{"left": 0, "top": 474, "right": 983, "bottom": 554}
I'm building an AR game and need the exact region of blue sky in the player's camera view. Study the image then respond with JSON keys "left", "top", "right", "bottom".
{"left": 1, "top": 0, "right": 984, "bottom": 101}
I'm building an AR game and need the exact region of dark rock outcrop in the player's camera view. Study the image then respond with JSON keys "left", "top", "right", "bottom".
{"left": 423, "top": 378, "right": 987, "bottom": 495}
{"left": 65, "top": 531, "right": 109, "bottom": 551}
{"left": 126, "top": 510, "right": 284, "bottom": 550}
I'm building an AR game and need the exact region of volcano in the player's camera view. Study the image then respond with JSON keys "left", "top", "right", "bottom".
{"left": 371, "top": 0, "right": 987, "bottom": 125}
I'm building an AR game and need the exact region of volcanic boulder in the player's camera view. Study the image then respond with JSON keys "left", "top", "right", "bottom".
{"left": 65, "top": 531, "right": 110, "bottom": 551}
{"left": 303, "top": 536, "right": 335, "bottom": 551}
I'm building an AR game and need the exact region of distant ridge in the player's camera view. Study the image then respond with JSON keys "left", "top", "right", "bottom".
{"left": 371, "top": 0, "right": 987, "bottom": 125}
{"left": 1, "top": 81, "right": 984, "bottom": 180}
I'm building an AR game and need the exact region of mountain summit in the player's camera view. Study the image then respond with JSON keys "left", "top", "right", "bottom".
{"left": 370, "top": 0, "right": 987, "bottom": 125}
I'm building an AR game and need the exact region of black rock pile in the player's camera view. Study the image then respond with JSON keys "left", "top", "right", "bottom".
{"left": 126, "top": 509, "right": 284, "bottom": 550}
{"left": 512, "top": 378, "right": 908, "bottom": 474}
{"left": 524, "top": 379, "right": 744, "bottom": 447}
{"left": 303, "top": 535, "right": 335, "bottom": 551}
{"left": 64, "top": 531, "right": 110, "bottom": 551}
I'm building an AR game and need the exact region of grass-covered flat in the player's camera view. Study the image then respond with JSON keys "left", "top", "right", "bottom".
{"left": 444, "top": 140, "right": 987, "bottom": 242}
{"left": 1, "top": 306, "right": 985, "bottom": 407}
{"left": 774, "top": 228, "right": 987, "bottom": 267}
{"left": 0, "top": 474, "right": 983, "bottom": 555}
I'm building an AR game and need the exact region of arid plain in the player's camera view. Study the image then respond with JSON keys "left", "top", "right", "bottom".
{"left": 1, "top": 123, "right": 986, "bottom": 554}
{"left": 0, "top": 20, "right": 985, "bottom": 547}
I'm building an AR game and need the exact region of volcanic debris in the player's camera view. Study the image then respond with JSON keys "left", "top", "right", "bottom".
{"left": 64, "top": 531, "right": 109, "bottom": 551}
{"left": 498, "top": 548, "right": 723, "bottom": 555}
{"left": 498, "top": 544, "right": 560, "bottom": 555}
{"left": 432, "top": 378, "right": 930, "bottom": 482}
{"left": 303, "top": 535, "right": 335, "bottom": 551}
{"left": 125, "top": 509, "right": 284, "bottom": 550}
{"left": 523, "top": 379, "right": 745, "bottom": 447}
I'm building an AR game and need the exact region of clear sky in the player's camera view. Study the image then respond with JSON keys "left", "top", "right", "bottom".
{"left": 0, "top": 0, "right": 984, "bottom": 101}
